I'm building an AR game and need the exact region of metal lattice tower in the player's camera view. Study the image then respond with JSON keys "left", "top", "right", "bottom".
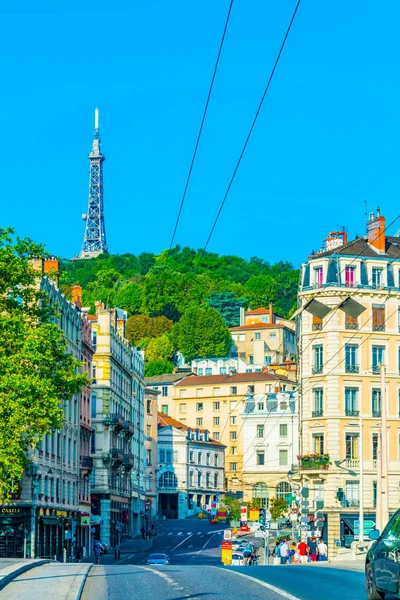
{"left": 80, "top": 109, "right": 108, "bottom": 258}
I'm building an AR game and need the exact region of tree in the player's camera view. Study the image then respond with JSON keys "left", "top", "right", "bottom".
{"left": 144, "top": 360, "right": 175, "bottom": 377}
{"left": 221, "top": 496, "right": 241, "bottom": 521}
{"left": 0, "top": 229, "right": 87, "bottom": 498}
{"left": 207, "top": 291, "right": 247, "bottom": 327}
{"left": 126, "top": 314, "right": 173, "bottom": 346}
{"left": 145, "top": 334, "right": 174, "bottom": 363}
{"left": 172, "top": 306, "right": 231, "bottom": 361}
{"left": 269, "top": 497, "right": 288, "bottom": 520}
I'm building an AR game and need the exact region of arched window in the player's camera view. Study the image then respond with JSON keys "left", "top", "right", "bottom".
{"left": 253, "top": 482, "right": 268, "bottom": 507}
{"left": 159, "top": 472, "right": 178, "bottom": 488}
{"left": 276, "top": 481, "right": 291, "bottom": 502}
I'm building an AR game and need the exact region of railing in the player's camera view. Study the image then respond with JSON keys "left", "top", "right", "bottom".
{"left": 298, "top": 454, "right": 330, "bottom": 470}
{"left": 372, "top": 366, "right": 380, "bottom": 374}
{"left": 345, "top": 322, "right": 358, "bottom": 330}
{"left": 312, "top": 324, "right": 322, "bottom": 331}
{"left": 345, "top": 364, "right": 359, "bottom": 374}
{"left": 345, "top": 409, "right": 360, "bottom": 417}
{"left": 109, "top": 448, "right": 124, "bottom": 462}
{"left": 372, "top": 324, "right": 385, "bottom": 332}
{"left": 81, "top": 456, "right": 94, "bottom": 469}
{"left": 373, "top": 459, "right": 377, "bottom": 469}
{"left": 312, "top": 366, "right": 323, "bottom": 375}
{"left": 312, "top": 410, "right": 323, "bottom": 417}
{"left": 123, "top": 454, "right": 134, "bottom": 469}
{"left": 345, "top": 459, "right": 359, "bottom": 468}
{"left": 123, "top": 422, "right": 134, "bottom": 435}
{"left": 372, "top": 410, "right": 381, "bottom": 418}
{"left": 104, "top": 414, "right": 125, "bottom": 428}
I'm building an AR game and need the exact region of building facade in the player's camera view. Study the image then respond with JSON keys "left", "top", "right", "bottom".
{"left": 157, "top": 415, "right": 225, "bottom": 519}
{"left": 298, "top": 211, "right": 400, "bottom": 556}
{"left": 241, "top": 391, "right": 298, "bottom": 507}
{"left": 144, "top": 388, "right": 159, "bottom": 522}
{"left": 145, "top": 372, "right": 192, "bottom": 418}
{"left": 172, "top": 372, "right": 296, "bottom": 493}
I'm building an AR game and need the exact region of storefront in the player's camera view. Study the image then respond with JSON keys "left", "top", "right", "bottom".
{"left": 0, "top": 507, "right": 31, "bottom": 558}
{"left": 340, "top": 513, "right": 376, "bottom": 547}
{"left": 36, "top": 508, "right": 77, "bottom": 561}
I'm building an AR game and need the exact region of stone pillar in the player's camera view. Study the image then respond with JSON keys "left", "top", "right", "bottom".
{"left": 326, "top": 508, "right": 341, "bottom": 559}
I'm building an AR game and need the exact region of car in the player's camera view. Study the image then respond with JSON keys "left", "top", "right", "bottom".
{"left": 366, "top": 509, "right": 400, "bottom": 599}
{"left": 231, "top": 551, "right": 245, "bottom": 566}
{"left": 147, "top": 553, "right": 169, "bottom": 565}
{"left": 231, "top": 540, "right": 242, "bottom": 550}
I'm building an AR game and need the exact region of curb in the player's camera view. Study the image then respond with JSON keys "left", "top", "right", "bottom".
{"left": 66, "top": 563, "right": 94, "bottom": 600}
{"left": 0, "top": 559, "right": 50, "bottom": 591}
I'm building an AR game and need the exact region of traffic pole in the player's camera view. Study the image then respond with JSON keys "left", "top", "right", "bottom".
{"left": 380, "top": 363, "right": 389, "bottom": 528}
{"left": 359, "top": 414, "right": 364, "bottom": 542}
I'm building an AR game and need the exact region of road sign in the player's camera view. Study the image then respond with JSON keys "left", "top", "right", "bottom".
{"left": 290, "top": 513, "right": 298, "bottom": 522}
{"left": 354, "top": 520, "right": 375, "bottom": 535}
{"left": 264, "top": 522, "right": 270, "bottom": 529}
{"left": 314, "top": 530, "right": 321, "bottom": 538}
{"left": 221, "top": 542, "right": 232, "bottom": 565}
{"left": 300, "top": 516, "right": 308, "bottom": 523}
{"left": 264, "top": 510, "right": 271, "bottom": 521}
{"left": 301, "top": 500, "right": 309, "bottom": 507}
{"left": 254, "top": 531, "right": 265, "bottom": 538}
{"left": 301, "top": 487, "right": 309, "bottom": 499}
{"left": 223, "top": 529, "right": 232, "bottom": 541}
{"left": 222, "top": 541, "right": 232, "bottom": 549}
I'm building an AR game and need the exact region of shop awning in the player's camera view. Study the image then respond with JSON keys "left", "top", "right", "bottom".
{"left": 90, "top": 515, "right": 102, "bottom": 525}
{"left": 41, "top": 517, "right": 59, "bottom": 525}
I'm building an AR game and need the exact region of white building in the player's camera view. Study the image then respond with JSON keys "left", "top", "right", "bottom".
{"left": 157, "top": 415, "right": 225, "bottom": 519}
{"left": 191, "top": 357, "right": 246, "bottom": 376}
{"left": 241, "top": 391, "right": 298, "bottom": 506}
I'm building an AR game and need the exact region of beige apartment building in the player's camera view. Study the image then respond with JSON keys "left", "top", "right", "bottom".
{"left": 298, "top": 211, "right": 400, "bottom": 556}
{"left": 173, "top": 372, "right": 296, "bottom": 492}
{"left": 144, "top": 388, "right": 159, "bottom": 522}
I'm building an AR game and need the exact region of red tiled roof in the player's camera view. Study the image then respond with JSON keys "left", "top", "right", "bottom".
{"left": 312, "top": 236, "right": 400, "bottom": 259}
{"left": 245, "top": 307, "right": 269, "bottom": 315}
{"left": 157, "top": 413, "right": 225, "bottom": 446}
{"left": 229, "top": 323, "right": 286, "bottom": 331}
{"left": 175, "top": 372, "right": 289, "bottom": 387}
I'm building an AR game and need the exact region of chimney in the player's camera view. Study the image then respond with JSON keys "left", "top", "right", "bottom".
{"left": 367, "top": 208, "right": 386, "bottom": 254}
{"left": 71, "top": 285, "right": 82, "bottom": 309}
{"left": 269, "top": 303, "right": 274, "bottom": 324}
{"left": 239, "top": 306, "right": 245, "bottom": 326}
{"left": 117, "top": 317, "right": 126, "bottom": 338}
{"left": 95, "top": 301, "right": 105, "bottom": 316}
{"left": 43, "top": 257, "right": 59, "bottom": 284}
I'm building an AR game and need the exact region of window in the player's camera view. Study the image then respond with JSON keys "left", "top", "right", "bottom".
{"left": 230, "top": 462, "right": 237, "bottom": 472}
{"left": 372, "top": 268, "right": 383, "bottom": 289}
{"left": 248, "top": 385, "right": 255, "bottom": 394}
{"left": 230, "top": 416, "right": 237, "bottom": 425}
{"left": 372, "top": 345, "right": 385, "bottom": 372}
{"left": 231, "top": 446, "right": 237, "bottom": 456}
{"left": 205, "top": 368, "right": 212, "bottom": 376}
{"left": 162, "top": 386, "right": 168, "bottom": 397}
{"left": 92, "top": 329, "right": 97, "bottom": 350}
{"left": 372, "top": 433, "right": 378, "bottom": 460}
{"left": 161, "top": 405, "right": 168, "bottom": 415}
{"left": 146, "top": 424, "right": 151, "bottom": 437}
{"left": 230, "top": 431, "right": 237, "bottom": 441}
{"left": 239, "top": 333, "right": 245, "bottom": 341}
{"left": 219, "top": 367, "right": 226, "bottom": 374}
{"left": 196, "top": 418, "right": 203, "bottom": 427}
{"left": 270, "top": 333, "right": 276, "bottom": 339}
{"left": 280, "top": 424, "right": 288, "bottom": 438}
{"left": 179, "top": 389, "right": 186, "bottom": 398}
{"left": 198, "top": 368, "right": 204, "bottom": 376}
{"left": 196, "top": 388, "right": 203, "bottom": 398}
{"left": 345, "top": 433, "right": 359, "bottom": 459}
{"left": 253, "top": 482, "right": 268, "bottom": 507}
{"left": 159, "top": 472, "right": 178, "bottom": 488}
{"left": 91, "top": 392, "right": 97, "bottom": 419}
{"left": 257, "top": 424, "right": 264, "bottom": 438}
{"left": 230, "top": 401, "right": 237, "bottom": 410}
{"left": 345, "top": 481, "right": 360, "bottom": 507}
{"left": 372, "top": 306, "right": 385, "bottom": 331}
{"left": 345, "top": 265, "right": 356, "bottom": 287}
{"left": 345, "top": 312, "right": 358, "bottom": 330}
{"left": 214, "top": 473, "right": 218, "bottom": 488}
{"left": 196, "top": 402, "right": 203, "bottom": 412}
{"left": 214, "top": 453, "right": 219, "bottom": 466}
{"left": 256, "top": 451, "right": 265, "bottom": 465}
{"left": 345, "top": 388, "right": 358, "bottom": 416}
{"left": 92, "top": 363, "right": 97, "bottom": 383}
{"left": 213, "top": 432, "right": 220, "bottom": 441}
{"left": 313, "top": 388, "right": 323, "bottom": 417}
{"left": 213, "top": 401, "right": 220, "bottom": 410}
{"left": 255, "top": 332, "right": 261, "bottom": 340}
{"left": 313, "top": 434, "right": 324, "bottom": 454}
{"left": 213, "top": 388, "right": 220, "bottom": 397}
{"left": 257, "top": 402, "right": 264, "bottom": 411}
{"left": 230, "top": 386, "right": 237, "bottom": 395}
{"left": 313, "top": 345, "right": 323, "bottom": 374}
{"left": 189, "top": 470, "right": 194, "bottom": 486}
{"left": 165, "top": 449, "right": 173, "bottom": 463}
{"left": 345, "top": 344, "right": 359, "bottom": 373}
{"left": 312, "top": 315, "right": 322, "bottom": 331}
{"left": 189, "top": 450, "right": 194, "bottom": 463}
{"left": 279, "top": 450, "right": 288, "bottom": 466}
{"left": 249, "top": 355, "right": 254, "bottom": 365}
{"left": 372, "top": 389, "right": 381, "bottom": 417}
{"left": 276, "top": 481, "right": 291, "bottom": 500}
{"left": 198, "top": 452, "right": 202, "bottom": 464}
{"left": 314, "top": 480, "right": 324, "bottom": 502}
{"left": 146, "top": 399, "right": 151, "bottom": 414}
{"left": 206, "top": 472, "right": 211, "bottom": 487}
{"left": 146, "top": 449, "right": 152, "bottom": 466}
{"left": 206, "top": 453, "right": 211, "bottom": 466}
{"left": 179, "top": 403, "right": 186, "bottom": 413}
{"left": 314, "top": 266, "right": 323, "bottom": 288}
{"left": 213, "top": 417, "right": 220, "bottom": 426}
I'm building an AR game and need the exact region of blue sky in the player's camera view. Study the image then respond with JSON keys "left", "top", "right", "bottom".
{"left": 1, "top": 0, "right": 400, "bottom": 266}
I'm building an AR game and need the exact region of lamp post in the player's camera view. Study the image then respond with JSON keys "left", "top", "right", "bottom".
{"left": 287, "top": 470, "right": 295, "bottom": 539}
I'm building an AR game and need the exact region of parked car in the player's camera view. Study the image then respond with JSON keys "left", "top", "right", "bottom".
{"left": 231, "top": 551, "right": 245, "bottom": 566}
{"left": 231, "top": 540, "right": 242, "bottom": 550}
{"left": 94, "top": 540, "right": 108, "bottom": 554}
{"left": 147, "top": 553, "right": 169, "bottom": 565}
{"left": 366, "top": 510, "right": 400, "bottom": 599}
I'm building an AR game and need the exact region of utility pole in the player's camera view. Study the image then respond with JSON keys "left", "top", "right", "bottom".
{"left": 358, "top": 414, "right": 364, "bottom": 542}
{"left": 380, "top": 363, "right": 389, "bottom": 528}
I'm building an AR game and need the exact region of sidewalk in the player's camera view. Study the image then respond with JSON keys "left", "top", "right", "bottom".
{"left": 83, "top": 536, "right": 153, "bottom": 565}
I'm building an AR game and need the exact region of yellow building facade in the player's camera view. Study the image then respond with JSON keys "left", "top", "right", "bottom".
{"left": 298, "top": 212, "right": 400, "bottom": 557}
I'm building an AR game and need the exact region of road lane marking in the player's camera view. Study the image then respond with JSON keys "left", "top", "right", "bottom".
{"left": 212, "top": 568, "right": 301, "bottom": 600}
{"left": 177, "top": 532, "right": 183, "bottom": 536}
{"left": 191, "top": 533, "right": 215, "bottom": 558}
{"left": 168, "top": 532, "right": 173, "bottom": 536}
{"left": 171, "top": 533, "right": 193, "bottom": 552}
{"left": 117, "top": 553, "right": 134, "bottom": 564}
{"left": 197, "top": 532, "right": 202, "bottom": 535}
{"left": 188, "top": 545, "right": 193, "bottom": 548}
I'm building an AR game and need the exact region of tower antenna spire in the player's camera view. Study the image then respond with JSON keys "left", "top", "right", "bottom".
{"left": 79, "top": 109, "right": 108, "bottom": 258}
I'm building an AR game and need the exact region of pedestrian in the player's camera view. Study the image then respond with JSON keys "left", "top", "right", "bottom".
{"left": 288, "top": 543, "right": 298, "bottom": 564}
{"left": 151, "top": 522, "right": 156, "bottom": 537}
{"left": 114, "top": 541, "right": 120, "bottom": 560}
{"left": 279, "top": 539, "right": 289, "bottom": 565}
{"left": 94, "top": 542, "right": 102, "bottom": 565}
{"left": 308, "top": 537, "right": 317, "bottom": 562}
{"left": 297, "top": 539, "right": 309, "bottom": 564}
{"left": 141, "top": 524, "right": 145, "bottom": 540}
{"left": 273, "top": 542, "right": 281, "bottom": 566}
{"left": 317, "top": 539, "right": 328, "bottom": 561}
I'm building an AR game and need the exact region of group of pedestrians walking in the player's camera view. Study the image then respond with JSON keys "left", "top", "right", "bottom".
{"left": 273, "top": 537, "right": 328, "bottom": 565}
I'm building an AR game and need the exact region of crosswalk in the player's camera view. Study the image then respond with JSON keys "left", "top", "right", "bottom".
{"left": 164, "top": 530, "right": 223, "bottom": 537}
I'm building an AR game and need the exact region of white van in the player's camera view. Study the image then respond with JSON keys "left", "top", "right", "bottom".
{"left": 231, "top": 551, "right": 245, "bottom": 566}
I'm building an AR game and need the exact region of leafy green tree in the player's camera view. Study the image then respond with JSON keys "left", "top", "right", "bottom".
{"left": 269, "top": 497, "right": 288, "bottom": 520}
{"left": 126, "top": 314, "right": 173, "bottom": 345}
{"left": 207, "top": 291, "right": 246, "bottom": 327}
{"left": 144, "top": 360, "right": 175, "bottom": 377}
{"left": 114, "top": 282, "right": 143, "bottom": 316}
{"left": 0, "top": 229, "right": 87, "bottom": 498}
{"left": 221, "top": 496, "right": 241, "bottom": 521}
{"left": 172, "top": 306, "right": 231, "bottom": 361}
{"left": 145, "top": 334, "right": 174, "bottom": 363}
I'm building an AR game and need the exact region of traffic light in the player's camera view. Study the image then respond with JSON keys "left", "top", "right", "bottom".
{"left": 336, "top": 488, "right": 345, "bottom": 502}
{"left": 259, "top": 507, "right": 266, "bottom": 526}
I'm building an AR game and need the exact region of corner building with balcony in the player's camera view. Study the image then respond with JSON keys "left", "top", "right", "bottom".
{"left": 89, "top": 302, "right": 145, "bottom": 548}
{"left": 298, "top": 211, "right": 400, "bottom": 556}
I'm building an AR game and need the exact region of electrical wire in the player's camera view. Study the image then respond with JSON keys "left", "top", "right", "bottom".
{"left": 168, "top": 0, "right": 235, "bottom": 253}
{"left": 203, "top": 0, "right": 302, "bottom": 251}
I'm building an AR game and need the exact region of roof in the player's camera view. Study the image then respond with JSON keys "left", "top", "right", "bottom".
{"left": 157, "top": 413, "right": 225, "bottom": 447}
{"left": 229, "top": 323, "right": 291, "bottom": 331}
{"left": 145, "top": 373, "right": 193, "bottom": 385}
{"left": 311, "top": 236, "right": 400, "bottom": 259}
{"left": 175, "top": 372, "right": 290, "bottom": 387}
{"left": 245, "top": 307, "right": 270, "bottom": 316}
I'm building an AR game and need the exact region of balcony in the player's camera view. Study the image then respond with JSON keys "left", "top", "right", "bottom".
{"left": 312, "top": 410, "right": 323, "bottom": 418}
{"left": 312, "top": 324, "right": 322, "bottom": 331}
{"left": 372, "top": 366, "right": 380, "bottom": 374}
{"left": 345, "top": 322, "right": 358, "bottom": 330}
{"left": 109, "top": 448, "right": 124, "bottom": 462}
{"left": 298, "top": 454, "right": 330, "bottom": 470}
{"left": 312, "top": 366, "right": 323, "bottom": 375}
{"left": 80, "top": 456, "right": 94, "bottom": 471}
{"left": 372, "top": 410, "right": 381, "bottom": 418}
{"left": 123, "top": 454, "right": 134, "bottom": 470}
{"left": 345, "top": 459, "right": 359, "bottom": 469}
{"left": 372, "top": 324, "right": 385, "bottom": 332}
{"left": 123, "top": 422, "right": 134, "bottom": 436}
{"left": 104, "top": 414, "right": 125, "bottom": 429}
{"left": 345, "top": 409, "right": 360, "bottom": 417}
{"left": 345, "top": 364, "right": 359, "bottom": 374}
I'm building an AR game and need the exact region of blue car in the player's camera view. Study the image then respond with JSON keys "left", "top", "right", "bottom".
{"left": 147, "top": 553, "right": 169, "bottom": 565}
{"left": 366, "top": 509, "right": 400, "bottom": 599}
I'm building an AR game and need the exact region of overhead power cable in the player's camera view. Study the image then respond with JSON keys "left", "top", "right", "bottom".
{"left": 168, "top": 0, "right": 235, "bottom": 253}
{"left": 203, "top": 0, "right": 302, "bottom": 251}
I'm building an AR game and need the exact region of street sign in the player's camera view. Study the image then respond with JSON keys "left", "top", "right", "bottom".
{"left": 290, "top": 513, "right": 298, "bottom": 522}
{"left": 223, "top": 529, "right": 231, "bottom": 541}
{"left": 301, "top": 487, "right": 309, "bottom": 499}
{"left": 316, "top": 520, "right": 325, "bottom": 528}
{"left": 264, "top": 510, "right": 271, "bottom": 522}
{"left": 264, "top": 522, "right": 270, "bottom": 529}
{"left": 316, "top": 511, "right": 324, "bottom": 519}
{"left": 354, "top": 520, "right": 375, "bottom": 535}
{"left": 301, "top": 500, "right": 309, "bottom": 507}
{"left": 316, "top": 500, "right": 324, "bottom": 510}
{"left": 314, "top": 530, "right": 321, "bottom": 538}
{"left": 300, "top": 516, "right": 308, "bottom": 523}
{"left": 254, "top": 531, "right": 264, "bottom": 538}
